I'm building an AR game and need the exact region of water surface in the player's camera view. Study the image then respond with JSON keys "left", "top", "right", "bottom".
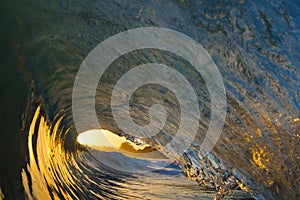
{"left": 0, "top": 0, "right": 299, "bottom": 199}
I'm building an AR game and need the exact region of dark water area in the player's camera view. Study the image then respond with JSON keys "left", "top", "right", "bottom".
{"left": 0, "top": 0, "right": 299, "bottom": 199}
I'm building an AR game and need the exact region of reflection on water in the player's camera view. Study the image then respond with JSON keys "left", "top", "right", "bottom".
{"left": 0, "top": 0, "right": 299, "bottom": 199}
{"left": 0, "top": 187, "right": 4, "bottom": 200}
{"left": 21, "top": 105, "right": 218, "bottom": 199}
{"left": 22, "top": 106, "right": 80, "bottom": 200}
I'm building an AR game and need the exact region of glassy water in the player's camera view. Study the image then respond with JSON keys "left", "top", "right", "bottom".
{"left": 0, "top": 0, "right": 299, "bottom": 199}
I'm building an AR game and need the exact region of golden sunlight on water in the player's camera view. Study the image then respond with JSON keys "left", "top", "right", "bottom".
{"left": 21, "top": 106, "right": 188, "bottom": 199}
{"left": 22, "top": 106, "right": 79, "bottom": 200}
{"left": 0, "top": 187, "right": 4, "bottom": 200}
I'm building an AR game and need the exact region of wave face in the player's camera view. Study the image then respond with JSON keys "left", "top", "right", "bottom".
{"left": 0, "top": 0, "right": 299, "bottom": 199}
{"left": 21, "top": 105, "right": 216, "bottom": 199}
